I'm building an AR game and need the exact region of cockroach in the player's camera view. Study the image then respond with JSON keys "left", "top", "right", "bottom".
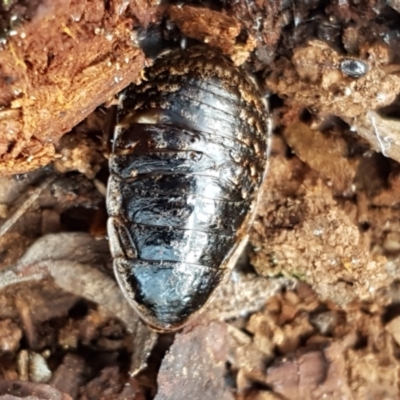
{"left": 107, "top": 46, "right": 269, "bottom": 332}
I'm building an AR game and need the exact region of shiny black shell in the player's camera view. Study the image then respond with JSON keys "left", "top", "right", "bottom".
{"left": 340, "top": 58, "right": 369, "bottom": 78}
{"left": 107, "top": 46, "right": 268, "bottom": 331}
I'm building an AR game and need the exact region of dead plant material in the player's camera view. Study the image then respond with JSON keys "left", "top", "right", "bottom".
{"left": 155, "top": 322, "right": 234, "bottom": 400}
{"left": 350, "top": 111, "right": 400, "bottom": 165}
{"left": 0, "top": 0, "right": 155, "bottom": 174}
{"left": 168, "top": 5, "right": 255, "bottom": 65}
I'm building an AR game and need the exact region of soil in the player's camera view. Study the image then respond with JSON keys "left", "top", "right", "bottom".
{"left": 1, "top": 1, "right": 400, "bottom": 399}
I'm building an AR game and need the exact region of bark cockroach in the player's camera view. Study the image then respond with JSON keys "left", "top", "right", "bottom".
{"left": 107, "top": 46, "right": 269, "bottom": 331}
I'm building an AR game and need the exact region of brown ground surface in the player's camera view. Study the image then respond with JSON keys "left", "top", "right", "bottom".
{"left": 2, "top": 1, "right": 400, "bottom": 399}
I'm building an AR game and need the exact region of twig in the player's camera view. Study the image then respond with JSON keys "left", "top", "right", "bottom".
{"left": 0, "top": 175, "right": 56, "bottom": 238}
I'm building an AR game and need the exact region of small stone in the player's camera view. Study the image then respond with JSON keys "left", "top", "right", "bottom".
{"left": 383, "top": 232, "right": 400, "bottom": 253}
{"left": 310, "top": 311, "right": 339, "bottom": 335}
{"left": 29, "top": 352, "right": 52, "bottom": 383}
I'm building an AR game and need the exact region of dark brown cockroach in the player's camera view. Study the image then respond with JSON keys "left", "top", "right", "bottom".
{"left": 107, "top": 46, "right": 269, "bottom": 332}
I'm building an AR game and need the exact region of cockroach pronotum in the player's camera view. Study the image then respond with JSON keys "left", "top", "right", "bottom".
{"left": 107, "top": 46, "right": 269, "bottom": 331}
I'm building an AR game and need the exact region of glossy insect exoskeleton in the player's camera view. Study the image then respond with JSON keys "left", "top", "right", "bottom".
{"left": 340, "top": 58, "right": 369, "bottom": 78}
{"left": 107, "top": 46, "right": 269, "bottom": 331}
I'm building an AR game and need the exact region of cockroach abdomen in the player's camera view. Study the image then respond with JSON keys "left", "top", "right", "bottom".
{"left": 107, "top": 46, "right": 269, "bottom": 331}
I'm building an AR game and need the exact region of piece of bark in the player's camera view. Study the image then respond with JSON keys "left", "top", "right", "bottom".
{"left": 229, "top": 0, "right": 284, "bottom": 65}
{"left": 50, "top": 354, "right": 86, "bottom": 399}
{"left": 155, "top": 322, "right": 234, "bottom": 400}
{"left": 0, "top": 0, "right": 157, "bottom": 175}
{"left": 81, "top": 366, "right": 145, "bottom": 400}
{"left": 265, "top": 344, "right": 352, "bottom": 399}
{"left": 349, "top": 110, "right": 400, "bottom": 165}
{"left": 168, "top": 5, "right": 254, "bottom": 65}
